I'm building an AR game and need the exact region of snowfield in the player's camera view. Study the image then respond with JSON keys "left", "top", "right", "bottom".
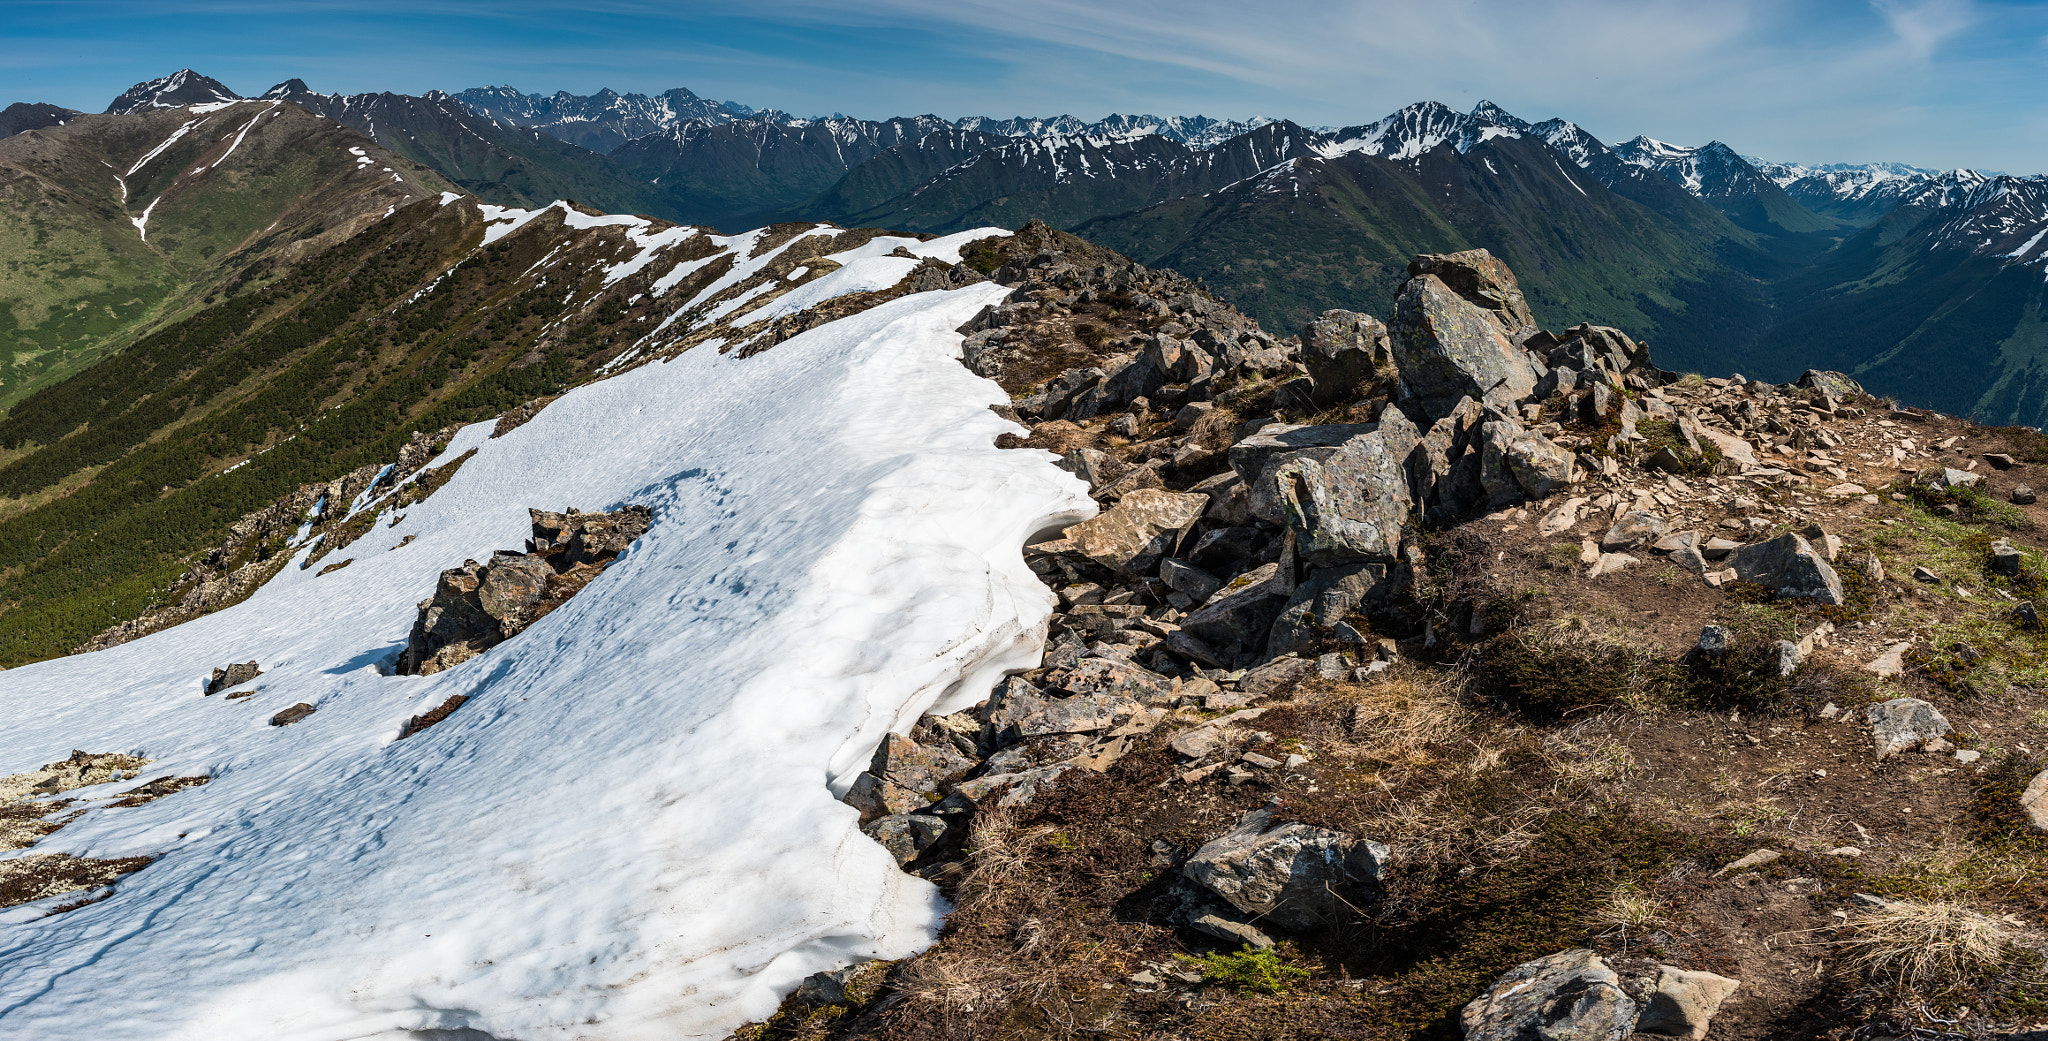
{"left": 0, "top": 260, "right": 1094, "bottom": 1038}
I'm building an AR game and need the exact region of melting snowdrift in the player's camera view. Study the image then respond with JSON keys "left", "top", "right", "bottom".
{"left": 0, "top": 275, "right": 1092, "bottom": 1038}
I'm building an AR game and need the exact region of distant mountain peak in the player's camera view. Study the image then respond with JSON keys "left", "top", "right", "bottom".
{"left": 1469, "top": 100, "right": 1530, "bottom": 131}
{"left": 106, "top": 69, "right": 241, "bottom": 115}
{"left": 0, "top": 102, "right": 82, "bottom": 141}
{"left": 1323, "top": 100, "right": 1521, "bottom": 161}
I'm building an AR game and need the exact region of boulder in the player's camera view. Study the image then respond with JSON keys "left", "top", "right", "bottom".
{"left": 1053, "top": 655, "right": 1178, "bottom": 703}
{"left": 1182, "top": 806, "right": 1387, "bottom": 932}
{"left": 1601, "top": 511, "right": 1666, "bottom": 552}
{"left": 1938, "top": 467, "right": 1982, "bottom": 490}
{"left": 1634, "top": 966, "right": 1742, "bottom": 1041}
{"left": 1406, "top": 250, "right": 1536, "bottom": 336}
{"left": 1796, "top": 369, "right": 1865, "bottom": 400}
{"left": 1696, "top": 625, "right": 1732, "bottom": 655}
{"left": 1007, "top": 692, "right": 1143, "bottom": 739}
{"left": 985, "top": 676, "right": 1057, "bottom": 737}
{"left": 2022, "top": 770, "right": 2048, "bottom": 834}
{"left": 869, "top": 733, "right": 974, "bottom": 793}
{"left": 268, "top": 703, "right": 317, "bottom": 727}
{"left": 205, "top": 661, "right": 262, "bottom": 696}
{"left": 1693, "top": 426, "right": 1756, "bottom": 468}
{"left": 1228, "top": 423, "right": 1378, "bottom": 486}
{"left": 794, "top": 966, "right": 862, "bottom": 1006}
{"left": 1061, "top": 488, "right": 1209, "bottom": 576}
{"left": 1179, "top": 563, "right": 1295, "bottom": 667}
{"left": 1301, "top": 309, "right": 1393, "bottom": 406}
{"left": 1490, "top": 424, "right": 1576, "bottom": 501}
{"left": 1729, "top": 533, "right": 1845, "bottom": 605}
{"left": 1389, "top": 273, "right": 1539, "bottom": 418}
{"left": 477, "top": 554, "right": 554, "bottom": 619}
{"left": 1867, "top": 697, "right": 1952, "bottom": 758}
{"left": 1460, "top": 949, "right": 1639, "bottom": 1041}
{"left": 1237, "top": 656, "right": 1317, "bottom": 697}
{"left": 1265, "top": 561, "right": 1397, "bottom": 657}
{"left": 2015, "top": 484, "right": 2037, "bottom": 505}
{"left": 1247, "top": 415, "right": 1419, "bottom": 565}
{"left": 862, "top": 814, "right": 949, "bottom": 866}
{"left": 842, "top": 772, "right": 929, "bottom": 818}
{"left": 1992, "top": 539, "right": 2025, "bottom": 576}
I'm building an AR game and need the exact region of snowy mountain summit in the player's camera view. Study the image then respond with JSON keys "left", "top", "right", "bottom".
{"left": 105, "top": 69, "right": 241, "bottom": 115}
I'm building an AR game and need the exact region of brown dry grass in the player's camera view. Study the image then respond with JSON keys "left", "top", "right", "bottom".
{"left": 1833, "top": 899, "right": 2029, "bottom": 990}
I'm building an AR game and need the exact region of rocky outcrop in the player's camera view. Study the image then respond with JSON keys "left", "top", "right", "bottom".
{"left": 400, "top": 505, "right": 652, "bottom": 675}
{"left": 76, "top": 424, "right": 463, "bottom": 654}
{"left": 1390, "top": 273, "right": 1538, "bottom": 417}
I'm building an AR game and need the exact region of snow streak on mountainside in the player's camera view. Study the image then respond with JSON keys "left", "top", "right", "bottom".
{"left": 0, "top": 207, "right": 1090, "bottom": 1040}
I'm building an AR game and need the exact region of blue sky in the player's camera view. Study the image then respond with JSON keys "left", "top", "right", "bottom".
{"left": 5, "top": 0, "right": 2047, "bottom": 172}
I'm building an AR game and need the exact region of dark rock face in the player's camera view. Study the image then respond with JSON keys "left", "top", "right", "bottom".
{"left": 204, "top": 661, "right": 262, "bottom": 696}
{"left": 400, "top": 505, "right": 652, "bottom": 675}
{"left": 1301, "top": 309, "right": 1393, "bottom": 406}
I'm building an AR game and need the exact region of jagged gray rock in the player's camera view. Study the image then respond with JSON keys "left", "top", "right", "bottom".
{"left": 1867, "top": 697, "right": 1952, "bottom": 758}
{"left": 1602, "top": 511, "right": 1666, "bottom": 552}
{"left": 1729, "top": 532, "right": 1845, "bottom": 605}
{"left": 1406, "top": 250, "right": 1536, "bottom": 336}
{"left": 1178, "top": 563, "right": 1294, "bottom": 667}
{"left": 863, "top": 814, "right": 949, "bottom": 866}
{"left": 1301, "top": 309, "right": 1393, "bottom": 406}
{"left": 1265, "top": 562, "right": 1396, "bottom": 658}
{"left": 1389, "top": 273, "right": 1539, "bottom": 418}
{"left": 1245, "top": 414, "right": 1419, "bottom": 565}
{"left": 1182, "top": 806, "right": 1387, "bottom": 932}
{"left": 1461, "top": 949, "right": 1639, "bottom": 1041}
{"left": 205, "top": 661, "right": 262, "bottom": 696}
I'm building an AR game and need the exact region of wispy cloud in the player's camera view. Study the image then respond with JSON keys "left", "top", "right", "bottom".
{"left": 1871, "top": 0, "right": 1979, "bottom": 61}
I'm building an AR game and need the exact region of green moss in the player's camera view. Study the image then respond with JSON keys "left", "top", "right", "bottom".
{"left": 1178, "top": 945, "right": 1313, "bottom": 995}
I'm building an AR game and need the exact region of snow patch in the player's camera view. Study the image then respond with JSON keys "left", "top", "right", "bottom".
{"left": 0, "top": 282, "right": 1091, "bottom": 1041}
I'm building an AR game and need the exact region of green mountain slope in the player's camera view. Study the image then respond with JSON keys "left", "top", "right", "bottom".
{"left": 0, "top": 188, "right": 932, "bottom": 664}
{"left": 0, "top": 102, "right": 448, "bottom": 408}
{"left": 259, "top": 82, "right": 670, "bottom": 217}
